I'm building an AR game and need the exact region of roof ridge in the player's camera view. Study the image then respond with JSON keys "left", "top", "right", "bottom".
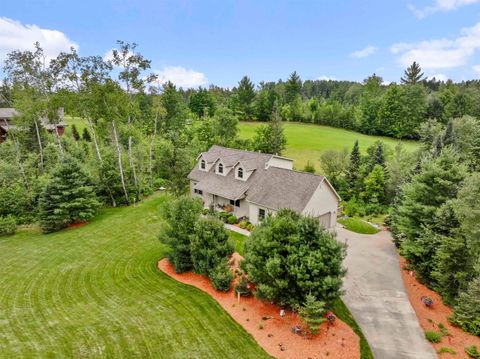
{"left": 266, "top": 165, "right": 325, "bottom": 178}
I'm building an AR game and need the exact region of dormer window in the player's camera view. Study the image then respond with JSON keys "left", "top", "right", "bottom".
{"left": 218, "top": 163, "right": 223, "bottom": 174}
{"left": 200, "top": 159, "right": 206, "bottom": 170}
{"left": 237, "top": 167, "right": 243, "bottom": 179}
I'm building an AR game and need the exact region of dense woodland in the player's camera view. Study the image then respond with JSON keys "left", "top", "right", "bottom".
{"left": 0, "top": 42, "right": 479, "bottom": 336}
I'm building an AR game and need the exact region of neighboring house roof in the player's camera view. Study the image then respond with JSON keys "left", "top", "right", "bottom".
{"left": 188, "top": 145, "right": 339, "bottom": 212}
{"left": 0, "top": 108, "right": 19, "bottom": 119}
{"left": 0, "top": 108, "right": 66, "bottom": 132}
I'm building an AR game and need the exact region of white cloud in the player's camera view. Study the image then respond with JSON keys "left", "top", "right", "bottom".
{"left": 154, "top": 66, "right": 208, "bottom": 88}
{"left": 429, "top": 73, "right": 449, "bottom": 81}
{"left": 408, "top": 0, "right": 480, "bottom": 18}
{"left": 350, "top": 46, "right": 377, "bottom": 58}
{"left": 391, "top": 22, "right": 480, "bottom": 70}
{"left": 472, "top": 64, "right": 480, "bottom": 74}
{"left": 317, "top": 75, "right": 336, "bottom": 81}
{"left": 0, "top": 17, "right": 77, "bottom": 61}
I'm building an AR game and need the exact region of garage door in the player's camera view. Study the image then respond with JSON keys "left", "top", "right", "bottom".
{"left": 318, "top": 212, "right": 331, "bottom": 229}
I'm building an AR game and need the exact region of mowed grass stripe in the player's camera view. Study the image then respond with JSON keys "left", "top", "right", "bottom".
{"left": 0, "top": 194, "right": 270, "bottom": 358}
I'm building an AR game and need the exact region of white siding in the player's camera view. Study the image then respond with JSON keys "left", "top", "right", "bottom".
{"left": 248, "top": 202, "right": 277, "bottom": 225}
{"left": 301, "top": 180, "right": 339, "bottom": 228}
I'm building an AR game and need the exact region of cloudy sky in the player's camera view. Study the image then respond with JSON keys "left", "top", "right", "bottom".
{"left": 2, "top": 0, "right": 480, "bottom": 87}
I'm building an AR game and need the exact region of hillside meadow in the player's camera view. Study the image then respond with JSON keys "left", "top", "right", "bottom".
{"left": 238, "top": 121, "right": 420, "bottom": 170}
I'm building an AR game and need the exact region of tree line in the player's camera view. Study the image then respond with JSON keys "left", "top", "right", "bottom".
{"left": 0, "top": 41, "right": 285, "bottom": 234}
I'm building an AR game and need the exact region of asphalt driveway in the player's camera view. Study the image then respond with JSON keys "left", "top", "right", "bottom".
{"left": 336, "top": 225, "right": 437, "bottom": 359}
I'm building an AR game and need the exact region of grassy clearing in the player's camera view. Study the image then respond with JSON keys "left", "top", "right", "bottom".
{"left": 338, "top": 217, "right": 380, "bottom": 234}
{"left": 239, "top": 121, "right": 419, "bottom": 170}
{"left": 332, "top": 299, "right": 374, "bottom": 359}
{"left": 0, "top": 194, "right": 270, "bottom": 358}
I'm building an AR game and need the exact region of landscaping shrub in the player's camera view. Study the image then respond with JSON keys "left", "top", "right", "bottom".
{"left": 227, "top": 215, "right": 237, "bottom": 224}
{"left": 210, "top": 261, "right": 234, "bottom": 292}
{"left": 437, "top": 347, "right": 456, "bottom": 355}
{"left": 190, "top": 217, "right": 233, "bottom": 276}
{"left": 239, "top": 220, "right": 248, "bottom": 229}
{"left": 246, "top": 223, "right": 255, "bottom": 231}
{"left": 465, "top": 345, "right": 480, "bottom": 359}
{"left": 0, "top": 215, "right": 16, "bottom": 236}
{"left": 425, "top": 331, "right": 442, "bottom": 343}
{"left": 298, "top": 294, "right": 327, "bottom": 334}
{"left": 158, "top": 196, "right": 203, "bottom": 273}
{"left": 243, "top": 209, "right": 346, "bottom": 307}
{"left": 216, "top": 211, "right": 230, "bottom": 222}
{"left": 202, "top": 208, "right": 209, "bottom": 215}
{"left": 235, "top": 276, "right": 252, "bottom": 297}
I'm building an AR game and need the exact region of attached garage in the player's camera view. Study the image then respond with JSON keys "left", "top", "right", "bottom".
{"left": 318, "top": 212, "right": 332, "bottom": 229}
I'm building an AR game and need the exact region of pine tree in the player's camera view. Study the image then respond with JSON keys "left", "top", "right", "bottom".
{"left": 71, "top": 124, "right": 80, "bottom": 141}
{"left": 284, "top": 71, "right": 302, "bottom": 104}
{"left": 401, "top": 61, "right": 424, "bottom": 84}
{"left": 298, "top": 293, "right": 327, "bottom": 335}
{"left": 443, "top": 120, "right": 454, "bottom": 146}
{"left": 347, "top": 140, "right": 361, "bottom": 189}
{"left": 82, "top": 128, "right": 92, "bottom": 142}
{"left": 236, "top": 76, "right": 256, "bottom": 120}
{"left": 253, "top": 106, "right": 287, "bottom": 155}
{"left": 450, "top": 277, "right": 480, "bottom": 336}
{"left": 39, "top": 157, "right": 99, "bottom": 233}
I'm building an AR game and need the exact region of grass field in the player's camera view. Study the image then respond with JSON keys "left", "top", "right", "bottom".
{"left": 337, "top": 217, "right": 380, "bottom": 235}
{"left": 239, "top": 121, "right": 420, "bottom": 170}
{"left": 0, "top": 194, "right": 270, "bottom": 358}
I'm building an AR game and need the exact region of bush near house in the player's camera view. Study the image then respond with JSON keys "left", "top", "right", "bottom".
{"left": 191, "top": 217, "right": 233, "bottom": 276}
{"left": 227, "top": 215, "right": 237, "bottom": 224}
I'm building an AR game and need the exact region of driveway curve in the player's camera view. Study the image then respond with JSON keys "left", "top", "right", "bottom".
{"left": 336, "top": 225, "right": 436, "bottom": 359}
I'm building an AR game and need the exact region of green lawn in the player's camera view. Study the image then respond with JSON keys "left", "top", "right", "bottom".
{"left": 0, "top": 194, "right": 270, "bottom": 358}
{"left": 337, "top": 217, "right": 380, "bottom": 235}
{"left": 239, "top": 121, "right": 419, "bottom": 170}
{"left": 228, "top": 231, "right": 247, "bottom": 257}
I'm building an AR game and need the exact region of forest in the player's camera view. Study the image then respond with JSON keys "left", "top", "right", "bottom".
{"left": 0, "top": 41, "right": 479, "bottom": 337}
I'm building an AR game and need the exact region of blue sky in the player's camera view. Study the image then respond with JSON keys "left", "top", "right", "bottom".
{"left": 2, "top": 0, "right": 480, "bottom": 88}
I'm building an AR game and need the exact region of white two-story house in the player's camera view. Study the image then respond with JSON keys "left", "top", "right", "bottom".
{"left": 188, "top": 145, "right": 340, "bottom": 228}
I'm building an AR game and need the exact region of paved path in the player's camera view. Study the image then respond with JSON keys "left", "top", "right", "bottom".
{"left": 224, "top": 223, "right": 251, "bottom": 236}
{"left": 336, "top": 225, "right": 436, "bottom": 359}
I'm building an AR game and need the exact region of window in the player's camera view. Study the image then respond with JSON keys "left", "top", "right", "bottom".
{"left": 258, "top": 208, "right": 266, "bottom": 220}
{"left": 237, "top": 167, "right": 243, "bottom": 179}
{"left": 218, "top": 163, "right": 223, "bottom": 174}
{"left": 200, "top": 160, "right": 206, "bottom": 170}
{"left": 194, "top": 189, "right": 203, "bottom": 195}
{"left": 229, "top": 199, "right": 240, "bottom": 207}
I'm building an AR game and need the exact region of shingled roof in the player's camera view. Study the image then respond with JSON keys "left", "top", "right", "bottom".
{"left": 0, "top": 108, "right": 19, "bottom": 119}
{"left": 188, "top": 146, "right": 335, "bottom": 212}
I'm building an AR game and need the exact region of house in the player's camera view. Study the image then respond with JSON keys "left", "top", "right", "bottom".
{"left": 0, "top": 107, "right": 67, "bottom": 143}
{"left": 188, "top": 145, "right": 340, "bottom": 228}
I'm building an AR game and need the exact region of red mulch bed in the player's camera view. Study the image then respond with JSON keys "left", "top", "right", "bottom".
{"left": 400, "top": 257, "right": 480, "bottom": 358}
{"left": 158, "top": 257, "right": 360, "bottom": 359}
{"left": 67, "top": 221, "right": 88, "bottom": 229}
